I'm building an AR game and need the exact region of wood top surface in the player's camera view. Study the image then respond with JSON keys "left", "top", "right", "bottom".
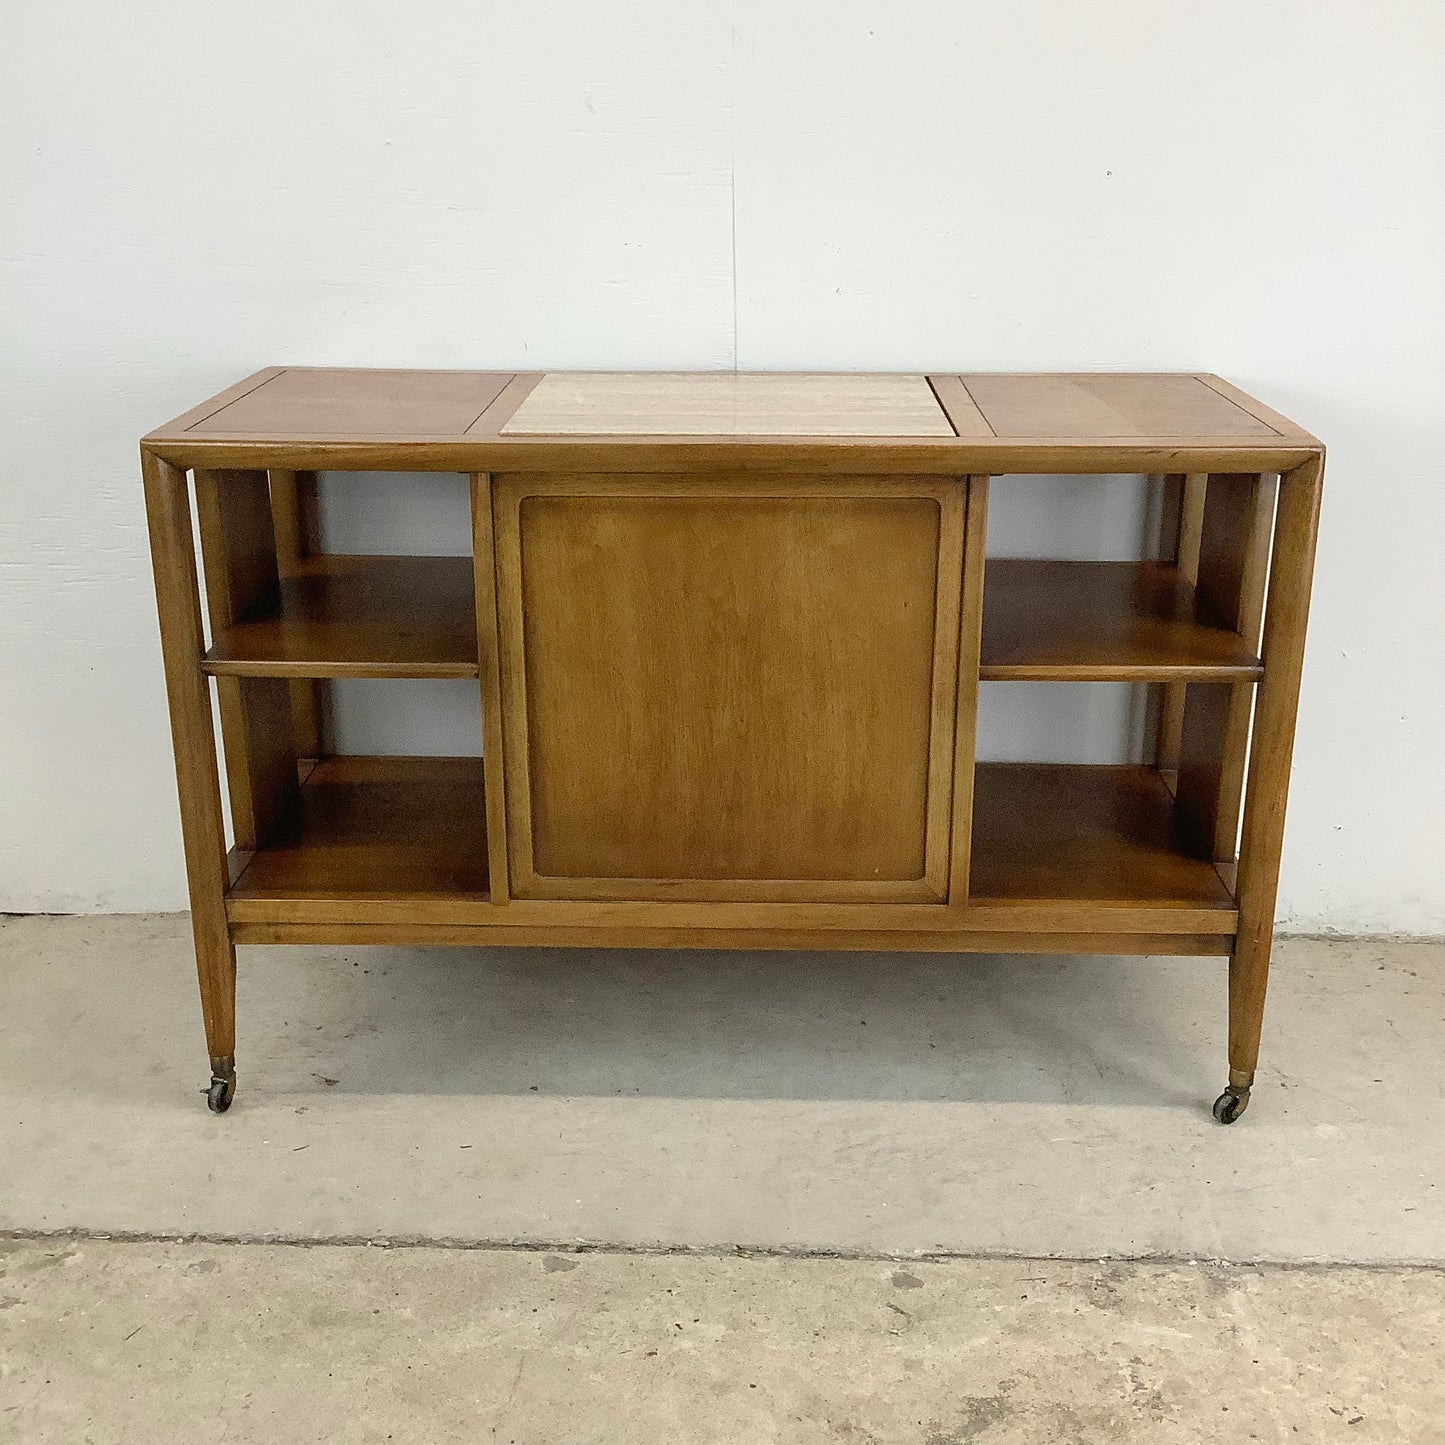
{"left": 145, "top": 368, "right": 1321, "bottom": 471}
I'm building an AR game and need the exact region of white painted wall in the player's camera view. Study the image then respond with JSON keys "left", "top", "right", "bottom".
{"left": 2, "top": 2, "right": 1442, "bottom": 933}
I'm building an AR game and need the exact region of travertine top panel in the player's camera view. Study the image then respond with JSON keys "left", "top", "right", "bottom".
{"left": 502, "top": 372, "right": 955, "bottom": 437}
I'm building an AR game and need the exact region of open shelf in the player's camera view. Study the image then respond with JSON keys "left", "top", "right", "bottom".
{"left": 227, "top": 755, "right": 488, "bottom": 909}
{"left": 979, "top": 560, "right": 1262, "bottom": 681}
{"left": 969, "top": 763, "right": 1235, "bottom": 909}
{"left": 203, "top": 554, "right": 478, "bottom": 679}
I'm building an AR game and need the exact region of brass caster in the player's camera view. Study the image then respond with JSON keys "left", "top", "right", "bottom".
{"left": 205, "top": 1056, "right": 236, "bottom": 1114}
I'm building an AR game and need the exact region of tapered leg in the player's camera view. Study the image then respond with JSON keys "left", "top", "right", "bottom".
{"left": 141, "top": 450, "right": 238, "bottom": 1111}
{"left": 1215, "top": 455, "right": 1324, "bottom": 1122}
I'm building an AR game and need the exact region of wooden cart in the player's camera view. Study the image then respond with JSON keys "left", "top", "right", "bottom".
{"left": 141, "top": 370, "right": 1323, "bottom": 1121}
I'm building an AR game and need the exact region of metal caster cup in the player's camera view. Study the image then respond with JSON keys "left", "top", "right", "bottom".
{"left": 1211, "top": 1069, "right": 1252, "bottom": 1124}
{"left": 205, "top": 1055, "right": 236, "bottom": 1114}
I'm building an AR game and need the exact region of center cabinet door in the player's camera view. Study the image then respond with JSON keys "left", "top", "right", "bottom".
{"left": 491, "top": 475, "right": 966, "bottom": 903}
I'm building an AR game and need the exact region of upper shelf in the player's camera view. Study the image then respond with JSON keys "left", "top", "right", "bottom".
{"left": 980, "top": 560, "right": 1263, "bottom": 682}
{"left": 143, "top": 369, "right": 1322, "bottom": 473}
{"left": 203, "top": 553, "right": 478, "bottom": 679}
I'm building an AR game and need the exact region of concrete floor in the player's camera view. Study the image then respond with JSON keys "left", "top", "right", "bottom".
{"left": 2, "top": 917, "right": 1444, "bottom": 1440}
{"left": 1, "top": 916, "right": 1441, "bottom": 1260}
{"left": 4, "top": 1239, "right": 1443, "bottom": 1444}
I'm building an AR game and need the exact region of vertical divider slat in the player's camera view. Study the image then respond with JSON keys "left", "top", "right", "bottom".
{"left": 1155, "top": 472, "right": 1207, "bottom": 778}
{"left": 471, "top": 473, "right": 511, "bottom": 903}
{"left": 948, "top": 475, "right": 990, "bottom": 904}
{"left": 194, "top": 468, "right": 299, "bottom": 850}
{"left": 1175, "top": 472, "right": 1277, "bottom": 862}
{"left": 269, "top": 469, "right": 328, "bottom": 759}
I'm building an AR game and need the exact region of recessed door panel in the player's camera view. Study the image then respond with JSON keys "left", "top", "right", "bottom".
{"left": 492, "top": 475, "right": 965, "bottom": 902}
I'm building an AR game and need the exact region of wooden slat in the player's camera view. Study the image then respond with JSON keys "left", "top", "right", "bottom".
{"left": 194, "top": 468, "right": 280, "bottom": 620}
{"left": 471, "top": 474, "right": 511, "bottom": 903}
{"left": 193, "top": 468, "right": 298, "bottom": 848}
{"left": 980, "top": 560, "right": 1263, "bottom": 681}
{"left": 949, "top": 476, "right": 989, "bottom": 902}
{"left": 202, "top": 553, "right": 478, "bottom": 679}
{"left": 268, "top": 468, "right": 327, "bottom": 757}
{"left": 231, "top": 921, "right": 1232, "bottom": 956}
{"left": 227, "top": 893, "right": 1236, "bottom": 933}
{"left": 1156, "top": 472, "right": 1208, "bottom": 775}
{"left": 1175, "top": 473, "right": 1278, "bottom": 861}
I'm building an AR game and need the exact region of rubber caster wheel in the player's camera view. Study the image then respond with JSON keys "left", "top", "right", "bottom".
{"left": 205, "top": 1074, "right": 235, "bottom": 1114}
{"left": 1212, "top": 1088, "right": 1249, "bottom": 1125}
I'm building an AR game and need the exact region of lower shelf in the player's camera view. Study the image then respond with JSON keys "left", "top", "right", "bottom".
{"left": 969, "top": 763, "right": 1234, "bottom": 908}
{"left": 228, "top": 755, "right": 489, "bottom": 907}
{"left": 224, "top": 756, "right": 1233, "bottom": 931}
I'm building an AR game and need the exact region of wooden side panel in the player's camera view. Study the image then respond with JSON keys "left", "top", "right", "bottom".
{"left": 194, "top": 468, "right": 298, "bottom": 850}
{"left": 494, "top": 475, "right": 964, "bottom": 903}
{"left": 1175, "top": 473, "right": 1277, "bottom": 862}
{"left": 949, "top": 476, "right": 989, "bottom": 902}
{"left": 269, "top": 469, "right": 327, "bottom": 757}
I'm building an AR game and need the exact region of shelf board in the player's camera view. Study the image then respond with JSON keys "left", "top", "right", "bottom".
{"left": 969, "top": 763, "right": 1235, "bottom": 911}
{"left": 203, "top": 554, "right": 478, "bottom": 679}
{"left": 227, "top": 755, "right": 488, "bottom": 910}
{"left": 979, "top": 560, "right": 1262, "bottom": 681}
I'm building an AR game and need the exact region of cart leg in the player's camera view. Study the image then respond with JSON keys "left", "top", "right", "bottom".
{"left": 142, "top": 449, "right": 240, "bottom": 1114}
{"left": 1214, "top": 456, "right": 1323, "bottom": 1124}
{"left": 200, "top": 939, "right": 237, "bottom": 1114}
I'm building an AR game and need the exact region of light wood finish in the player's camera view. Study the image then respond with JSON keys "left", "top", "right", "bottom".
{"left": 141, "top": 369, "right": 1323, "bottom": 1118}
{"left": 470, "top": 474, "right": 511, "bottom": 903}
{"left": 231, "top": 921, "right": 1232, "bottom": 957}
{"left": 502, "top": 372, "right": 954, "bottom": 437}
{"left": 268, "top": 469, "right": 318, "bottom": 570}
{"left": 1155, "top": 473, "right": 1208, "bottom": 775}
{"left": 493, "top": 474, "right": 964, "bottom": 902}
{"left": 227, "top": 755, "right": 489, "bottom": 906}
{"left": 268, "top": 469, "right": 327, "bottom": 758}
{"left": 927, "top": 376, "right": 995, "bottom": 438}
{"left": 192, "top": 468, "right": 299, "bottom": 848}
{"left": 141, "top": 452, "right": 236, "bottom": 1067}
{"left": 980, "top": 560, "right": 1263, "bottom": 681}
{"left": 948, "top": 476, "right": 990, "bottom": 902}
{"left": 202, "top": 553, "right": 478, "bottom": 679}
{"left": 186, "top": 368, "right": 514, "bottom": 439}
{"left": 960, "top": 373, "right": 1282, "bottom": 440}
{"left": 970, "top": 764, "right": 1236, "bottom": 911}
{"left": 144, "top": 369, "right": 1320, "bottom": 475}
{"left": 225, "top": 891, "right": 1236, "bottom": 935}
{"left": 1229, "top": 456, "right": 1324, "bottom": 1087}
{"left": 1175, "top": 473, "right": 1277, "bottom": 861}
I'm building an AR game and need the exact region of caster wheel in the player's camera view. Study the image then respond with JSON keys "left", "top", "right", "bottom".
{"left": 1212, "top": 1088, "right": 1248, "bottom": 1125}
{"left": 205, "top": 1074, "right": 235, "bottom": 1114}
